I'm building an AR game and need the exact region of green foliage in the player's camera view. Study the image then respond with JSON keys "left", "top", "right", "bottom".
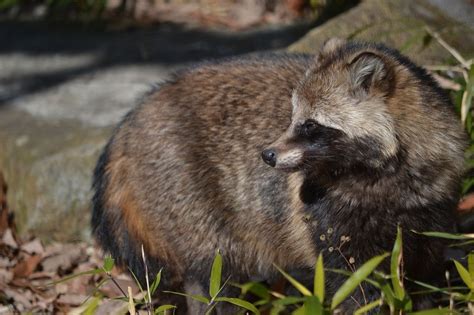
{"left": 314, "top": 253, "right": 325, "bottom": 302}
{"left": 209, "top": 249, "right": 223, "bottom": 299}
{"left": 331, "top": 253, "right": 389, "bottom": 310}
{"left": 416, "top": 28, "right": 474, "bottom": 194}
{"left": 235, "top": 228, "right": 457, "bottom": 314}
{"left": 166, "top": 251, "right": 260, "bottom": 314}
{"left": 54, "top": 229, "right": 474, "bottom": 314}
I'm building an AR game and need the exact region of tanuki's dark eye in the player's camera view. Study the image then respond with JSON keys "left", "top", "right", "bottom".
{"left": 302, "top": 119, "right": 319, "bottom": 138}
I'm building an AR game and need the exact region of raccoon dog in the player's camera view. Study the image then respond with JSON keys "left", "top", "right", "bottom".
{"left": 92, "top": 39, "right": 467, "bottom": 313}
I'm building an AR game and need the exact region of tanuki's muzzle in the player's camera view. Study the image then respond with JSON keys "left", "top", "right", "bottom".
{"left": 261, "top": 133, "right": 305, "bottom": 170}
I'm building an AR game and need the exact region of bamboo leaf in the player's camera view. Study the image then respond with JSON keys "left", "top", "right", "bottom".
{"left": 461, "top": 64, "right": 474, "bottom": 124}
{"left": 274, "top": 264, "right": 312, "bottom": 297}
{"left": 453, "top": 260, "right": 473, "bottom": 289}
{"left": 314, "top": 254, "right": 325, "bottom": 302}
{"left": 204, "top": 304, "right": 217, "bottom": 315}
{"left": 163, "top": 291, "right": 209, "bottom": 304}
{"left": 239, "top": 282, "right": 270, "bottom": 301}
{"left": 292, "top": 306, "right": 305, "bottom": 315}
{"left": 354, "top": 299, "right": 382, "bottom": 315}
{"left": 391, "top": 226, "right": 405, "bottom": 299}
{"left": 413, "top": 231, "right": 474, "bottom": 240}
{"left": 49, "top": 268, "right": 102, "bottom": 285}
{"left": 270, "top": 303, "right": 285, "bottom": 315}
{"left": 154, "top": 305, "right": 177, "bottom": 314}
{"left": 83, "top": 296, "right": 101, "bottom": 315}
{"left": 408, "top": 308, "right": 452, "bottom": 315}
{"left": 103, "top": 255, "right": 115, "bottom": 273}
{"left": 150, "top": 269, "right": 162, "bottom": 296}
{"left": 272, "top": 296, "right": 306, "bottom": 306}
{"left": 303, "top": 296, "right": 322, "bottom": 315}
{"left": 378, "top": 279, "right": 396, "bottom": 307}
{"left": 469, "top": 252, "right": 474, "bottom": 281}
{"left": 214, "top": 297, "right": 260, "bottom": 314}
{"left": 210, "top": 251, "right": 223, "bottom": 298}
{"left": 128, "top": 267, "right": 145, "bottom": 298}
{"left": 331, "top": 253, "right": 389, "bottom": 310}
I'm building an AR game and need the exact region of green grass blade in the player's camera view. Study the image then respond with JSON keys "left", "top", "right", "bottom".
{"left": 413, "top": 231, "right": 474, "bottom": 240}
{"left": 378, "top": 279, "right": 396, "bottom": 307}
{"left": 150, "top": 269, "right": 162, "bottom": 296}
{"left": 327, "top": 269, "right": 380, "bottom": 288}
{"left": 331, "top": 253, "right": 389, "bottom": 310}
{"left": 163, "top": 291, "right": 209, "bottom": 304}
{"left": 314, "top": 254, "right": 325, "bottom": 302}
{"left": 274, "top": 264, "right": 312, "bottom": 297}
{"left": 273, "top": 296, "right": 306, "bottom": 306}
{"left": 453, "top": 260, "right": 473, "bottom": 289}
{"left": 469, "top": 252, "right": 474, "bottom": 281}
{"left": 214, "top": 297, "right": 260, "bottom": 314}
{"left": 210, "top": 251, "right": 223, "bottom": 298}
{"left": 461, "top": 64, "right": 474, "bottom": 124}
{"left": 391, "top": 226, "right": 405, "bottom": 299}
{"left": 154, "top": 305, "right": 177, "bottom": 314}
{"left": 407, "top": 278, "right": 454, "bottom": 296}
{"left": 49, "top": 268, "right": 102, "bottom": 285}
{"left": 83, "top": 296, "right": 101, "bottom": 315}
{"left": 354, "top": 299, "right": 382, "bottom": 315}
{"left": 292, "top": 306, "right": 305, "bottom": 315}
{"left": 291, "top": 306, "right": 307, "bottom": 315}
{"left": 408, "top": 308, "right": 452, "bottom": 315}
{"left": 103, "top": 255, "right": 115, "bottom": 272}
{"left": 128, "top": 267, "right": 145, "bottom": 299}
{"left": 239, "top": 282, "right": 270, "bottom": 301}
{"left": 204, "top": 303, "right": 217, "bottom": 315}
{"left": 303, "top": 296, "right": 322, "bottom": 315}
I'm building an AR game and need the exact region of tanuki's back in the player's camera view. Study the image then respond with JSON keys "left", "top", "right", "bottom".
{"left": 92, "top": 53, "right": 316, "bottom": 313}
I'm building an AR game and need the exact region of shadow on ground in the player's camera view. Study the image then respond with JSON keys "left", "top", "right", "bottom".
{"left": 1, "top": 19, "right": 316, "bottom": 104}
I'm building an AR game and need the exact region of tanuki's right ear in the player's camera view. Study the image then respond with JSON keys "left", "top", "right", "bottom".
{"left": 347, "top": 51, "right": 392, "bottom": 98}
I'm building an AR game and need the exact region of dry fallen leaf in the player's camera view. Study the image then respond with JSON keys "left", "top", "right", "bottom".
{"left": 21, "top": 239, "right": 44, "bottom": 256}
{"left": 0, "top": 268, "right": 13, "bottom": 284}
{"left": 96, "top": 299, "right": 129, "bottom": 315}
{"left": 41, "top": 244, "right": 85, "bottom": 274}
{"left": 56, "top": 293, "right": 89, "bottom": 306}
{"left": 3, "top": 287, "right": 33, "bottom": 310}
{"left": 2, "top": 229, "right": 17, "bottom": 249}
{"left": 13, "top": 254, "right": 42, "bottom": 278}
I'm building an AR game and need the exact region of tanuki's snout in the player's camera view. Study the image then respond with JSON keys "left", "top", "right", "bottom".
{"left": 261, "top": 135, "right": 304, "bottom": 171}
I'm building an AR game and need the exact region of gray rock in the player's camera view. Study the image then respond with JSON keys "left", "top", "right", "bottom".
{"left": 289, "top": 0, "right": 474, "bottom": 64}
{"left": 0, "top": 21, "right": 313, "bottom": 241}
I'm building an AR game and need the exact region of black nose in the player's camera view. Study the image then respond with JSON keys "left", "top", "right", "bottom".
{"left": 261, "top": 148, "right": 277, "bottom": 167}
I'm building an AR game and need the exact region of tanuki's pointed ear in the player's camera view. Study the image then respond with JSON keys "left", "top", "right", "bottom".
{"left": 321, "top": 38, "right": 346, "bottom": 55}
{"left": 315, "top": 38, "right": 346, "bottom": 63}
{"left": 348, "top": 51, "right": 391, "bottom": 98}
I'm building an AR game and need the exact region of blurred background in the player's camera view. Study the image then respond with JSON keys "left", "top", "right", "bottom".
{"left": 0, "top": 0, "right": 473, "bottom": 312}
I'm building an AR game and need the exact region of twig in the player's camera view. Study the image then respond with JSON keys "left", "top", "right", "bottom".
{"left": 107, "top": 274, "right": 128, "bottom": 298}
{"left": 425, "top": 26, "right": 469, "bottom": 69}
{"left": 446, "top": 271, "right": 454, "bottom": 311}
{"left": 336, "top": 245, "right": 368, "bottom": 306}
{"left": 430, "top": 73, "right": 462, "bottom": 91}
{"left": 128, "top": 286, "right": 136, "bottom": 315}
{"left": 424, "top": 65, "right": 465, "bottom": 73}
{"left": 141, "top": 244, "right": 153, "bottom": 315}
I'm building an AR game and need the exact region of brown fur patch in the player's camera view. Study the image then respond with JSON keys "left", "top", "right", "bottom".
{"left": 104, "top": 154, "right": 184, "bottom": 280}
{"left": 284, "top": 172, "right": 316, "bottom": 266}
